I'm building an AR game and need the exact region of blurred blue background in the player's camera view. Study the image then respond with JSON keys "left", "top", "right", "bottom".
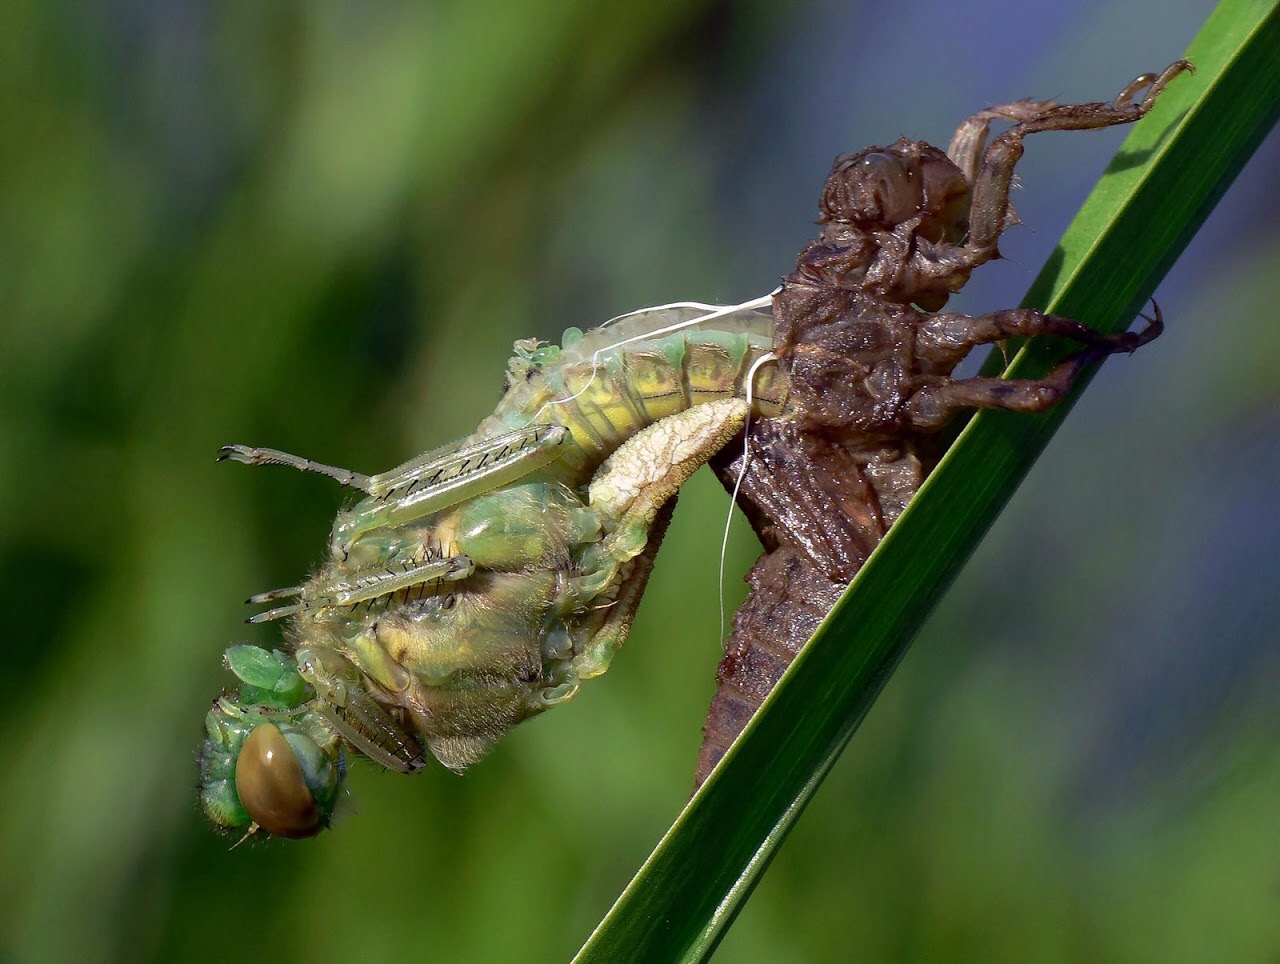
{"left": 2, "top": 1, "right": 1278, "bottom": 960}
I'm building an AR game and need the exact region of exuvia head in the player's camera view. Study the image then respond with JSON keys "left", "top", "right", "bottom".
{"left": 819, "top": 139, "right": 971, "bottom": 245}
{"left": 198, "top": 646, "right": 346, "bottom": 840}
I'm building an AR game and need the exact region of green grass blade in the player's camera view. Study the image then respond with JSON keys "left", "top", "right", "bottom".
{"left": 575, "top": 2, "right": 1280, "bottom": 961}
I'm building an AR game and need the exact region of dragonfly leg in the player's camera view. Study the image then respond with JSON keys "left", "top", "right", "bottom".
{"left": 295, "top": 647, "right": 425, "bottom": 772}
{"left": 916, "top": 302, "right": 1164, "bottom": 369}
{"left": 217, "top": 444, "right": 372, "bottom": 490}
{"left": 246, "top": 584, "right": 305, "bottom": 605}
{"left": 246, "top": 554, "right": 474, "bottom": 623}
{"left": 362, "top": 425, "right": 568, "bottom": 497}
{"left": 330, "top": 425, "right": 571, "bottom": 557}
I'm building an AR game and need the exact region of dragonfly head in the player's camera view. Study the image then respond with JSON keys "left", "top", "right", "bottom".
{"left": 819, "top": 140, "right": 971, "bottom": 246}
{"left": 198, "top": 646, "right": 346, "bottom": 840}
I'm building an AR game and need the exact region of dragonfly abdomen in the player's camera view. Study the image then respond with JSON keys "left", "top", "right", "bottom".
{"left": 508, "top": 328, "right": 785, "bottom": 477}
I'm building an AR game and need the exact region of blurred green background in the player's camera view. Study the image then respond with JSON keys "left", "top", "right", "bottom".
{"left": 3, "top": 1, "right": 1279, "bottom": 961}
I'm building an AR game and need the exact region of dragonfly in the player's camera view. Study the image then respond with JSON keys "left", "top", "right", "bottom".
{"left": 198, "top": 61, "right": 1189, "bottom": 839}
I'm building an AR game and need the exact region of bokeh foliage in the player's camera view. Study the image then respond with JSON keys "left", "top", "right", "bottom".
{"left": 2, "top": 2, "right": 1279, "bottom": 962}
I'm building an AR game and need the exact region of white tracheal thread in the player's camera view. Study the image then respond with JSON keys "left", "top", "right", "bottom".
{"left": 718, "top": 350, "right": 779, "bottom": 643}
{"left": 530, "top": 290, "right": 779, "bottom": 425}
{"left": 598, "top": 298, "right": 765, "bottom": 330}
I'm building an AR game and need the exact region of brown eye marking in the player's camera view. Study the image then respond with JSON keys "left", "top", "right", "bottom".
{"left": 820, "top": 149, "right": 922, "bottom": 227}
{"left": 234, "top": 723, "right": 323, "bottom": 839}
{"left": 858, "top": 150, "right": 905, "bottom": 176}
{"left": 863, "top": 152, "right": 923, "bottom": 224}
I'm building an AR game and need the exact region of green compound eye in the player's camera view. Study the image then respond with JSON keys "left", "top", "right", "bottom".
{"left": 234, "top": 723, "right": 324, "bottom": 839}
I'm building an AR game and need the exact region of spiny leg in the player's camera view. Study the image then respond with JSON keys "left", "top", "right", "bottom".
{"left": 217, "top": 444, "right": 372, "bottom": 490}
{"left": 916, "top": 302, "right": 1164, "bottom": 369}
{"left": 246, "top": 584, "right": 306, "bottom": 605}
{"left": 310, "top": 701, "right": 423, "bottom": 773}
{"left": 246, "top": 554, "right": 474, "bottom": 623}
{"left": 331, "top": 425, "right": 571, "bottom": 557}
{"left": 362, "top": 425, "right": 568, "bottom": 498}
{"left": 295, "top": 648, "right": 425, "bottom": 772}
{"left": 953, "top": 60, "right": 1192, "bottom": 272}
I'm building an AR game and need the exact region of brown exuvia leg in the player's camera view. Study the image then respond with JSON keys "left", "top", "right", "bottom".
{"left": 779, "top": 302, "right": 1162, "bottom": 436}
{"left": 946, "top": 98, "right": 1055, "bottom": 185}
{"left": 916, "top": 303, "right": 1163, "bottom": 367}
{"left": 908, "top": 303, "right": 1162, "bottom": 431}
{"left": 934, "top": 60, "right": 1192, "bottom": 277}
